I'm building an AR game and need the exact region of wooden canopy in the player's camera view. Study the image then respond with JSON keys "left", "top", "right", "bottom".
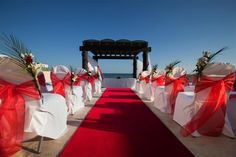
{"left": 79, "top": 39, "right": 151, "bottom": 78}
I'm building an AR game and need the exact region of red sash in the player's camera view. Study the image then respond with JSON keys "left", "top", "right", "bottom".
{"left": 182, "top": 73, "right": 235, "bottom": 136}
{"left": 151, "top": 75, "right": 165, "bottom": 86}
{"left": 165, "top": 75, "right": 189, "bottom": 113}
{"left": 51, "top": 72, "right": 71, "bottom": 97}
{"left": 77, "top": 73, "right": 98, "bottom": 89}
{"left": 0, "top": 79, "right": 40, "bottom": 157}
{"left": 139, "top": 75, "right": 150, "bottom": 83}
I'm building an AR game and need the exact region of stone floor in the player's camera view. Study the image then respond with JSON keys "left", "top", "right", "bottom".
{"left": 13, "top": 89, "right": 236, "bottom": 157}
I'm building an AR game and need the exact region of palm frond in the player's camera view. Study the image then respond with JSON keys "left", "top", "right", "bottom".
{"left": 209, "top": 47, "right": 227, "bottom": 62}
{"left": 1, "top": 34, "right": 31, "bottom": 61}
{"left": 1, "top": 34, "right": 42, "bottom": 98}
{"left": 152, "top": 64, "right": 158, "bottom": 70}
{"left": 170, "top": 60, "right": 181, "bottom": 66}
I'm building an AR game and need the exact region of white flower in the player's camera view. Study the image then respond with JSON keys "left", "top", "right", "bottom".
{"left": 20, "top": 53, "right": 25, "bottom": 58}
{"left": 29, "top": 53, "right": 34, "bottom": 58}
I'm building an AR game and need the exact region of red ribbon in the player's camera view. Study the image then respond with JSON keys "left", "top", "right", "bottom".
{"left": 182, "top": 73, "right": 235, "bottom": 136}
{"left": 165, "top": 75, "right": 189, "bottom": 114}
{"left": 77, "top": 73, "right": 99, "bottom": 90}
{"left": 139, "top": 75, "right": 150, "bottom": 83}
{"left": 151, "top": 75, "right": 165, "bottom": 86}
{"left": 0, "top": 79, "right": 40, "bottom": 157}
{"left": 51, "top": 72, "right": 71, "bottom": 97}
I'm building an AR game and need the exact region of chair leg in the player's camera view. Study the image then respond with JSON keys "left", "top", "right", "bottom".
{"left": 37, "top": 136, "right": 44, "bottom": 153}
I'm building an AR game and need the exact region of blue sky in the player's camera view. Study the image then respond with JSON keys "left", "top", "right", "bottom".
{"left": 0, "top": 0, "right": 235, "bottom": 73}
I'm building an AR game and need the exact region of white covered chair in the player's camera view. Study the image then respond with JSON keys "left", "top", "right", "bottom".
{"left": 76, "top": 68, "right": 93, "bottom": 102}
{"left": 91, "top": 67, "right": 102, "bottom": 96}
{"left": 173, "top": 63, "right": 236, "bottom": 137}
{"left": 135, "top": 71, "right": 150, "bottom": 95}
{"left": 51, "top": 65, "right": 84, "bottom": 114}
{"left": 153, "top": 67, "right": 188, "bottom": 113}
{"left": 143, "top": 69, "right": 166, "bottom": 101}
{"left": 0, "top": 56, "right": 68, "bottom": 155}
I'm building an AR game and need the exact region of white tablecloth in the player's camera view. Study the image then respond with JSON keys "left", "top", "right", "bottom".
{"left": 102, "top": 78, "right": 136, "bottom": 89}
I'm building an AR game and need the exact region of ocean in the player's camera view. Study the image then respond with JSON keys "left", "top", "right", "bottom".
{"left": 103, "top": 73, "right": 133, "bottom": 78}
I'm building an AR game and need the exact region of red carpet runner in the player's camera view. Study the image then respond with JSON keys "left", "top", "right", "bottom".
{"left": 60, "top": 88, "right": 194, "bottom": 157}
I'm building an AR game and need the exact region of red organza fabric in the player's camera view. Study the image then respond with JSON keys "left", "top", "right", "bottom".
{"left": 0, "top": 79, "right": 40, "bottom": 157}
{"left": 139, "top": 75, "right": 150, "bottom": 83}
{"left": 181, "top": 73, "right": 235, "bottom": 136}
{"left": 77, "top": 73, "right": 99, "bottom": 90}
{"left": 151, "top": 75, "right": 165, "bottom": 86}
{"left": 165, "top": 75, "right": 189, "bottom": 114}
{"left": 51, "top": 72, "right": 71, "bottom": 97}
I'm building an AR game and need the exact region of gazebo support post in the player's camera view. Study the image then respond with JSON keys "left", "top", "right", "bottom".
{"left": 82, "top": 51, "right": 88, "bottom": 71}
{"left": 143, "top": 50, "right": 148, "bottom": 71}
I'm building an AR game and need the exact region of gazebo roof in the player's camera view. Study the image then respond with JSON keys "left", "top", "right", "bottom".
{"left": 80, "top": 39, "right": 151, "bottom": 57}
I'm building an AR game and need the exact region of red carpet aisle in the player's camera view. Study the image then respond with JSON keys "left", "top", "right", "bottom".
{"left": 60, "top": 88, "right": 194, "bottom": 157}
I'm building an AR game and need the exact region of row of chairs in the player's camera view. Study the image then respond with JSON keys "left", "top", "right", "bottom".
{"left": 136, "top": 63, "right": 236, "bottom": 138}
{"left": 0, "top": 55, "right": 102, "bottom": 156}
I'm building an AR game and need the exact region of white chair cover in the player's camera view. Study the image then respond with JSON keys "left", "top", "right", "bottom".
{"left": 173, "top": 63, "right": 235, "bottom": 137}
{"left": 143, "top": 69, "right": 166, "bottom": 101}
{"left": 52, "top": 65, "right": 84, "bottom": 114}
{"left": 0, "top": 57, "right": 68, "bottom": 140}
{"left": 92, "top": 67, "right": 102, "bottom": 96}
{"left": 135, "top": 71, "right": 150, "bottom": 95}
{"left": 153, "top": 67, "right": 187, "bottom": 113}
{"left": 76, "top": 68, "right": 93, "bottom": 102}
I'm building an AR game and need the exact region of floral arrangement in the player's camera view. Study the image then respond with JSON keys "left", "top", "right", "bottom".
{"left": 1, "top": 34, "right": 43, "bottom": 97}
{"left": 165, "top": 60, "right": 181, "bottom": 76}
{"left": 193, "top": 47, "right": 227, "bottom": 77}
{"left": 151, "top": 64, "right": 158, "bottom": 76}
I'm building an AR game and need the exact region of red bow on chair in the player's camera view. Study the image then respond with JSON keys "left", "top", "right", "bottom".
{"left": 0, "top": 79, "right": 40, "bottom": 157}
{"left": 182, "top": 72, "right": 235, "bottom": 136}
{"left": 165, "top": 75, "right": 189, "bottom": 114}
{"left": 151, "top": 75, "right": 165, "bottom": 86}
{"left": 51, "top": 72, "right": 71, "bottom": 97}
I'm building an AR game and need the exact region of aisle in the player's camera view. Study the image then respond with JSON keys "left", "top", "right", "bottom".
{"left": 60, "top": 88, "right": 194, "bottom": 157}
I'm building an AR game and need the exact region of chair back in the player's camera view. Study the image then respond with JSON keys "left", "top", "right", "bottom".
{"left": 183, "top": 63, "right": 236, "bottom": 136}
{"left": 0, "top": 56, "right": 41, "bottom": 156}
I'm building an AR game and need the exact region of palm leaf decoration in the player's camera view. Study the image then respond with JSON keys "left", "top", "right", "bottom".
{"left": 152, "top": 64, "right": 158, "bottom": 71}
{"left": 193, "top": 47, "right": 227, "bottom": 77}
{"left": 165, "top": 60, "right": 181, "bottom": 75}
{"left": 0, "top": 34, "right": 42, "bottom": 98}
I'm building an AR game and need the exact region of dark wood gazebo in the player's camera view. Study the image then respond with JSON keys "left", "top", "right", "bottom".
{"left": 79, "top": 39, "right": 151, "bottom": 78}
